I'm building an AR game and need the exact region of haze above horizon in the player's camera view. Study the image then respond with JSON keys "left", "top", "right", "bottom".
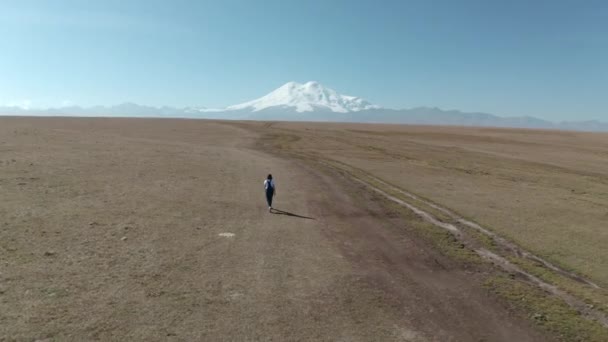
{"left": 1, "top": 0, "right": 606, "bottom": 121}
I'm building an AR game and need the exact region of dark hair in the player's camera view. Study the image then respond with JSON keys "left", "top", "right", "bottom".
{"left": 267, "top": 174, "right": 273, "bottom": 179}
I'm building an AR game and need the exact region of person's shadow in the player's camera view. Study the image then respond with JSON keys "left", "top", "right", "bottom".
{"left": 270, "top": 208, "right": 315, "bottom": 220}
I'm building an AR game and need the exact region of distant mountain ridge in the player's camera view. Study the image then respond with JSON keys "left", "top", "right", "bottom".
{"left": 1, "top": 82, "right": 606, "bottom": 132}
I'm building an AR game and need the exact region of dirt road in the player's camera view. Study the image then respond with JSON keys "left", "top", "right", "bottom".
{"left": 0, "top": 118, "right": 549, "bottom": 341}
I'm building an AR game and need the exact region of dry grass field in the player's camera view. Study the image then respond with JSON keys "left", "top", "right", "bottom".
{"left": 2, "top": 117, "right": 608, "bottom": 341}
{"left": 247, "top": 121, "right": 608, "bottom": 287}
{"left": 236, "top": 120, "right": 608, "bottom": 340}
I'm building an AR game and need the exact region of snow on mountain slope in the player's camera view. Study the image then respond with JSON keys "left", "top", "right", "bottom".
{"left": 226, "top": 81, "right": 380, "bottom": 113}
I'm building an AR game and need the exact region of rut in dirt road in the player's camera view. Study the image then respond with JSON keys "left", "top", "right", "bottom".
{"left": 315, "top": 158, "right": 608, "bottom": 329}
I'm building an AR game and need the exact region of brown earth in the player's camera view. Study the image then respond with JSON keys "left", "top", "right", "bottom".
{"left": 0, "top": 117, "right": 553, "bottom": 341}
{"left": 242, "top": 121, "right": 608, "bottom": 287}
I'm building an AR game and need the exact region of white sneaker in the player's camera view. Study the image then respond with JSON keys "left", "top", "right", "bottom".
{"left": 268, "top": 207, "right": 272, "bottom": 212}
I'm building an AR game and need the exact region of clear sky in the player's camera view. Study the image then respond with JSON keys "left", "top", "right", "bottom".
{"left": 1, "top": 0, "right": 606, "bottom": 121}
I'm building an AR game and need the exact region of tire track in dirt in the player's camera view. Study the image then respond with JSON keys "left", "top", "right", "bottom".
{"left": 317, "top": 160, "right": 608, "bottom": 328}
{"left": 367, "top": 174, "right": 601, "bottom": 289}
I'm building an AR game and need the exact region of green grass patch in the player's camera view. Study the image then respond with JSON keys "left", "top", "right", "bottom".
{"left": 379, "top": 195, "right": 483, "bottom": 266}
{"left": 485, "top": 275, "right": 608, "bottom": 342}
{"left": 511, "top": 257, "right": 608, "bottom": 316}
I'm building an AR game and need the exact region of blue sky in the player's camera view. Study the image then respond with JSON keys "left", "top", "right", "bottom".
{"left": 1, "top": 0, "right": 606, "bottom": 121}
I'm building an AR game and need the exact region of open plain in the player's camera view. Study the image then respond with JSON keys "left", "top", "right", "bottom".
{"left": 2, "top": 117, "right": 608, "bottom": 341}
{"left": 252, "top": 122, "right": 608, "bottom": 282}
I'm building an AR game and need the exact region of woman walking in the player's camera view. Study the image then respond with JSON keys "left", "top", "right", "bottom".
{"left": 264, "top": 174, "right": 276, "bottom": 212}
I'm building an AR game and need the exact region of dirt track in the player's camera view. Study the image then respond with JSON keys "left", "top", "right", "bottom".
{"left": 0, "top": 118, "right": 549, "bottom": 341}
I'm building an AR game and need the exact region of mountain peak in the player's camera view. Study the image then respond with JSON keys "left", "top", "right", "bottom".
{"left": 226, "top": 81, "right": 380, "bottom": 113}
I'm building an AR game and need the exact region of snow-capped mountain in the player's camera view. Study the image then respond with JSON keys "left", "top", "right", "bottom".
{"left": 2, "top": 82, "right": 608, "bottom": 132}
{"left": 226, "top": 81, "right": 380, "bottom": 113}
